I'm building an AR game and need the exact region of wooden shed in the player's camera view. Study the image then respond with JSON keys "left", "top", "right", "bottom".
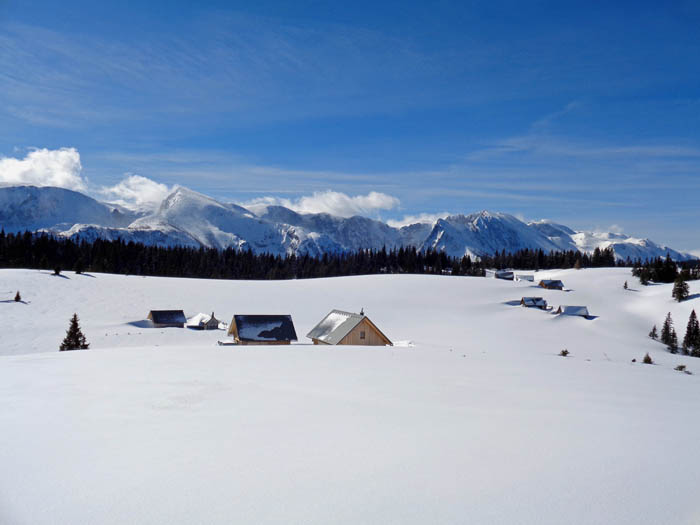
{"left": 187, "top": 312, "right": 221, "bottom": 330}
{"left": 520, "top": 297, "right": 548, "bottom": 309}
{"left": 227, "top": 314, "right": 298, "bottom": 345}
{"left": 556, "top": 305, "right": 590, "bottom": 318}
{"left": 538, "top": 279, "right": 565, "bottom": 290}
{"left": 147, "top": 310, "right": 187, "bottom": 328}
{"left": 306, "top": 310, "right": 392, "bottom": 346}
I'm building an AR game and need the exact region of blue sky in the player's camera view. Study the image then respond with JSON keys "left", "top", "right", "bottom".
{"left": 0, "top": 0, "right": 699, "bottom": 251}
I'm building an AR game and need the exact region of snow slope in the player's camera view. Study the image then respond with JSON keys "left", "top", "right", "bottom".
{"left": 1, "top": 268, "right": 700, "bottom": 524}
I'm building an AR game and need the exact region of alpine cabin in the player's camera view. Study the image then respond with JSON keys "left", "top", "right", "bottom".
{"left": 307, "top": 309, "right": 392, "bottom": 346}
{"left": 186, "top": 312, "right": 221, "bottom": 330}
{"left": 556, "top": 306, "right": 590, "bottom": 318}
{"left": 227, "top": 314, "right": 298, "bottom": 345}
{"left": 147, "top": 310, "right": 187, "bottom": 328}
{"left": 520, "top": 297, "right": 548, "bottom": 309}
{"left": 538, "top": 279, "right": 565, "bottom": 290}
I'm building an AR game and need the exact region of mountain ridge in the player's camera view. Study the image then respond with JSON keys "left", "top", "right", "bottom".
{"left": 0, "top": 184, "right": 695, "bottom": 261}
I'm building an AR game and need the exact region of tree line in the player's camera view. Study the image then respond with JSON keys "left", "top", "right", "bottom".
{"left": 0, "top": 229, "right": 688, "bottom": 281}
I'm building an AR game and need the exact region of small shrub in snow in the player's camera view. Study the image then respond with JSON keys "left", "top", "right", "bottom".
{"left": 559, "top": 349, "right": 570, "bottom": 357}
{"left": 623, "top": 280, "right": 628, "bottom": 290}
{"left": 643, "top": 353, "right": 653, "bottom": 365}
{"left": 14, "top": 291, "right": 21, "bottom": 302}
{"left": 675, "top": 364, "right": 686, "bottom": 372}
{"left": 53, "top": 266, "right": 61, "bottom": 276}
{"left": 631, "top": 358, "right": 636, "bottom": 363}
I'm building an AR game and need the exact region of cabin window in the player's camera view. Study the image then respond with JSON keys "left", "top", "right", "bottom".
{"left": 360, "top": 330, "right": 366, "bottom": 340}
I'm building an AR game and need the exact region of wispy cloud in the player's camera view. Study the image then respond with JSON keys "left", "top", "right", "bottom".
{"left": 98, "top": 175, "right": 172, "bottom": 211}
{"left": 243, "top": 190, "right": 400, "bottom": 218}
{"left": 387, "top": 212, "right": 450, "bottom": 228}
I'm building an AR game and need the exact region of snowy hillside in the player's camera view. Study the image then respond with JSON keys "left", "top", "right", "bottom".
{"left": 0, "top": 185, "right": 695, "bottom": 260}
{"left": 1, "top": 268, "right": 700, "bottom": 524}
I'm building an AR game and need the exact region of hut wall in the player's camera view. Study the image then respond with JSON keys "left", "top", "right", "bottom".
{"left": 338, "top": 319, "right": 390, "bottom": 346}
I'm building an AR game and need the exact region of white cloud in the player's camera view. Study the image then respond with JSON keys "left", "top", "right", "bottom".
{"left": 0, "top": 147, "right": 86, "bottom": 191}
{"left": 99, "top": 174, "right": 172, "bottom": 211}
{"left": 243, "top": 190, "right": 400, "bottom": 218}
{"left": 387, "top": 212, "right": 450, "bottom": 228}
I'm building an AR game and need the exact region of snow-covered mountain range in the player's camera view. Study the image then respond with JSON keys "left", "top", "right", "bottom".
{"left": 0, "top": 184, "right": 695, "bottom": 261}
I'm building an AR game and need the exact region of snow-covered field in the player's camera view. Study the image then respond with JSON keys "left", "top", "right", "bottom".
{"left": 1, "top": 268, "right": 699, "bottom": 524}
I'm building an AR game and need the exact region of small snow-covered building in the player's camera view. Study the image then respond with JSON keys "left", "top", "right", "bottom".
{"left": 495, "top": 270, "right": 514, "bottom": 280}
{"left": 147, "top": 310, "right": 187, "bottom": 328}
{"left": 555, "top": 306, "right": 590, "bottom": 318}
{"left": 520, "top": 297, "right": 548, "bottom": 309}
{"left": 539, "top": 279, "right": 565, "bottom": 290}
{"left": 307, "top": 309, "right": 392, "bottom": 346}
{"left": 187, "top": 312, "right": 221, "bottom": 330}
{"left": 515, "top": 274, "right": 534, "bottom": 282}
{"left": 227, "top": 314, "right": 298, "bottom": 345}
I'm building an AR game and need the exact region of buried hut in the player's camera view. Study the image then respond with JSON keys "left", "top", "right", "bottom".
{"left": 147, "top": 310, "right": 187, "bottom": 328}
{"left": 187, "top": 312, "right": 221, "bottom": 330}
{"left": 520, "top": 297, "right": 548, "bottom": 310}
{"left": 555, "top": 305, "right": 591, "bottom": 318}
{"left": 227, "top": 314, "right": 298, "bottom": 345}
{"left": 538, "top": 279, "right": 565, "bottom": 290}
{"left": 307, "top": 309, "right": 392, "bottom": 346}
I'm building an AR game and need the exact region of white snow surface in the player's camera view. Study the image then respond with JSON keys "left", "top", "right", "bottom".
{"left": 1, "top": 268, "right": 700, "bottom": 524}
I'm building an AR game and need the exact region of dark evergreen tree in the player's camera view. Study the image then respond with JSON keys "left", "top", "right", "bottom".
{"left": 623, "top": 280, "right": 628, "bottom": 289}
{"left": 682, "top": 310, "right": 700, "bottom": 357}
{"left": 661, "top": 312, "right": 674, "bottom": 345}
{"left": 648, "top": 325, "right": 658, "bottom": 340}
{"left": 14, "top": 290, "right": 21, "bottom": 302}
{"left": 672, "top": 276, "right": 690, "bottom": 302}
{"left": 59, "top": 313, "right": 90, "bottom": 351}
{"left": 643, "top": 353, "right": 653, "bottom": 364}
{"left": 668, "top": 328, "right": 679, "bottom": 354}
{"left": 53, "top": 266, "right": 61, "bottom": 276}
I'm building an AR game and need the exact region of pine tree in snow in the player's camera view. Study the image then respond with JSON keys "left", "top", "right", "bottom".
{"left": 623, "top": 280, "right": 628, "bottom": 290}
{"left": 14, "top": 291, "right": 21, "bottom": 302}
{"left": 59, "top": 313, "right": 90, "bottom": 351}
{"left": 683, "top": 310, "right": 700, "bottom": 357}
{"left": 648, "top": 325, "right": 658, "bottom": 340}
{"left": 668, "top": 328, "right": 679, "bottom": 354}
{"left": 672, "top": 276, "right": 690, "bottom": 302}
{"left": 661, "top": 313, "right": 673, "bottom": 345}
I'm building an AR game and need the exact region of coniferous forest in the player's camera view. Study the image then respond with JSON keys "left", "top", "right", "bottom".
{"left": 0, "top": 229, "right": 697, "bottom": 281}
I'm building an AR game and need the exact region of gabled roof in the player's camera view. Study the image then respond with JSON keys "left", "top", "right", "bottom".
{"left": 521, "top": 297, "right": 547, "bottom": 307}
{"left": 557, "top": 305, "right": 589, "bottom": 317}
{"left": 229, "top": 314, "right": 297, "bottom": 342}
{"left": 539, "top": 279, "right": 564, "bottom": 287}
{"left": 306, "top": 310, "right": 392, "bottom": 345}
{"left": 187, "top": 312, "right": 220, "bottom": 327}
{"left": 148, "top": 310, "right": 187, "bottom": 324}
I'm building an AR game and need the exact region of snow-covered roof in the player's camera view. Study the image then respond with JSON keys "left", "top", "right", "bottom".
{"left": 186, "top": 312, "right": 219, "bottom": 327}
{"left": 230, "top": 315, "right": 297, "bottom": 342}
{"left": 539, "top": 279, "right": 564, "bottom": 288}
{"left": 557, "top": 306, "right": 590, "bottom": 317}
{"left": 148, "top": 310, "right": 187, "bottom": 324}
{"left": 306, "top": 310, "right": 367, "bottom": 345}
{"left": 521, "top": 297, "right": 547, "bottom": 307}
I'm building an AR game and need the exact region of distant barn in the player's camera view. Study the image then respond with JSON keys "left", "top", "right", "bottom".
{"left": 495, "top": 270, "right": 514, "bottom": 280}
{"left": 187, "top": 312, "right": 221, "bottom": 330}
{"left": 520, "top": 297, "right": 547, "bottom": 309}
{"left": 147, "top": 310, "right": 187, "bottom": 328}
{"left": 556, "top": 306, "right": 590, "bottom": 318}
{"left": 307, "top": 309, "right": 392, "bottom": 346}
{"left": 538, "top": 279, "right": 564, "bottom": 290}
{"left": 227, "top": 314, "right": 298, "bottom": 345}
{"left": 515, "top": 274, "right": 534, "bottom": 282}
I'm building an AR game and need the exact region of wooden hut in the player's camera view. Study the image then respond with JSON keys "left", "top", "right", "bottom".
{"left": 227, "top": 314, "right": 297, "bottom": 345}
{"left": 556, "top": 305, "right": 590, "bottom": 318}
{"left": 306, "top": 310, "right": 392, "bottom": 346}
{"left": 187, "top": 312, "right": 221, "bottom": 330}
{"left": 147, "top": 310, "right": 187, "bottom": 328}
{"left": 520, "top": 297, "right": 548, "bottom": 309}
{"left": 538, "top": 279, "right": 564, "bottom": 290}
